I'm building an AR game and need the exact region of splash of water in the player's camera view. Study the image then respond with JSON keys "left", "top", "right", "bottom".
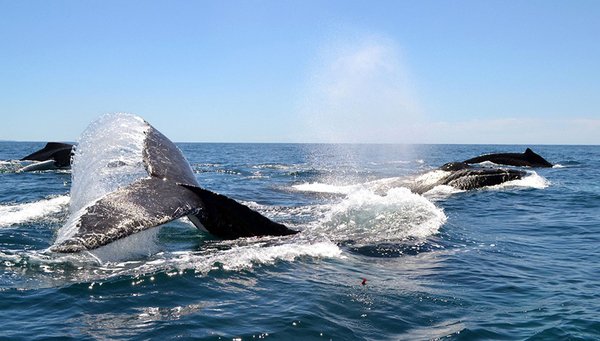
{"left": 307, "top": 187, "right": 447, "bottom": 245}
{"left": 53, "top": 113, "right": 151, "bottom": 248}
{"left": 69, "top": 113, "right": 149, "bottom": 214}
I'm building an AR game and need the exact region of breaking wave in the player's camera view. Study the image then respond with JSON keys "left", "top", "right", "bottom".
{"left": 0, "top": 196, "right": 70, "bottom": 227}
{"left": 294, "top": 183, "right": 447, "bottom": 245}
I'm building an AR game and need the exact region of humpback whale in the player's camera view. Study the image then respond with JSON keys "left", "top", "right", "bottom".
{"left": 369, "top": 160, "right": 529, "bottom": 195}
{"left": 405, "top": 162, "right": 527, "bottom": 194}
{"left": 463, "top": 148, "right": 552, "bottom": 168}
{"left": 436, "top": 162, "right": 526, "bottom": 191}
{"left": 51, "top": 115, "right": 297, "bottom": 253}
{"left": 19, "top": 142, "right": 75, "bottom": 172}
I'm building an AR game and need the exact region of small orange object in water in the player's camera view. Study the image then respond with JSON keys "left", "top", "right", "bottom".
{"left": 362, "top": 278, "right": 367, "bottom": 285}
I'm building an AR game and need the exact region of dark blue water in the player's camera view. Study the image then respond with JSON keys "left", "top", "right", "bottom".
{"left": 1, "top": 141, "right": 599, "bottom": 340}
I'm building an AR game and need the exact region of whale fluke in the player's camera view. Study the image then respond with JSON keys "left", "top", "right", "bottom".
{"left": 405, "top": 162, "right": 527, "bottom": 194}
{"left": 463, "top": 148, "right": 552, "bottom": 168}
{"left": 51, "top": 115, "right": 297, "bottom": 253}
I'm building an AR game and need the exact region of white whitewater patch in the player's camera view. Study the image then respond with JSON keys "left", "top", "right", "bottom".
{"left": 422, "top": 185, "right": 464, "bottom": 201}
{"left": 292, "top": 182, "right": 361, "bottom": 195}
{"left": 0, "top": 196, "right": 70, "bottom": 227}
{"left": 158, "top": 239, "right": 342, "bottom": 275}
{"left": 30, "top": 235, "right": 341, "bottom": 281}
{"left": 490, "top": 170, "right": 550, "bottom": 190}
{"left": 0, "top": 160, "right": 26, "bottom": 173}
{"left": 0, "top": 238, "right": 343, "bottom": 288}
{"left": 54, "top": 235, "right": 341, "bottom": 279}
{"left": 325, "top": 188, "right": 445, "bottom": 243}
{"left": 301, "top": 184, "right": 447, "bottom": 245}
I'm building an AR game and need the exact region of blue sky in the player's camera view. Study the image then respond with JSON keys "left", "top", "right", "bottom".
{"left": 1, "top": 1, "right": 598, "bottom": 144}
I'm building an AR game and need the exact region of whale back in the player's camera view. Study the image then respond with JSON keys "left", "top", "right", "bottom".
{"left": 21, "top": 142, "right": 74, "bottom": 167}
{"left": 464, "top": 148, "right": 552, "bottom": 168}
{"left": 442, "top": 168, "right": 526, "bottom": 190}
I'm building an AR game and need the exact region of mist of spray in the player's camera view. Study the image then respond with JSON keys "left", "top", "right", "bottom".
{"left": 298, "top": 32, "right": 423, "bottom": 183}
{"left": 301, "top": 32, "right": 422, "bottom": 144}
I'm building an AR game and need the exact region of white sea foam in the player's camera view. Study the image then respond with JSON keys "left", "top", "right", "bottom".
{"left": 292, "top": 182, "right": 360, "bottom": 195}
{"left": 291, "top": 175, "right": 448, "bottom": 244}
{"left": 0, "top": 196, "right": 70, "bottom": 227}
{"left": 62, "top": 236, "right": 343, "bottom": 276}
{"left": 0, "top": 160, "right": 27, "bottom": 173}
{"left": 165, "top": 240, "right": 342, "bottom": 274}
{"left": 308, "top": 186, "right": 446, "bottom": 244}
{"left": 490, "top": 171, "right": 550, "bottom": 190}
{"left": 422, "top": 185, "right": 464, "bottom": 200}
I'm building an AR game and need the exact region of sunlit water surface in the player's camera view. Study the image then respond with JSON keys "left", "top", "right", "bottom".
{"left": 1, "top": 139, "right": 599, "bottom": 340}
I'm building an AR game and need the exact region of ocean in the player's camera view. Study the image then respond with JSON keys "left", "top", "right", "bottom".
{"left": 1, "top": 135, "right": 599, "bottom": 340}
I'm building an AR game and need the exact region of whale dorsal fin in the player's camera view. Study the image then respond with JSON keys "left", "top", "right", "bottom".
{"left": 524, "top": 148, "right": 553, "bottom": 167}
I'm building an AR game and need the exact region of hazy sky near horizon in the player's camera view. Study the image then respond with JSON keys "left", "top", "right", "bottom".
{"left": 1, "top": 1, "right": 599, "bottom": 144}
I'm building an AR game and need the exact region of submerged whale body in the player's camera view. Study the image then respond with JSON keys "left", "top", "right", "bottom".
{"left": 19, "top": 142, "right": 75, "bottom": 171}
{"left": 368, "top": 161, "right": 528, "bottom": 196}
{"left": 437, "top": 162, "right": 526, "bottom": 191}
{"left": 415, "top": 148, "right": 551, "bottom": 193}
{"left": 463, "top": 148, "right": 552, "bottom": 168}
{"left": 51, "top": 115, "right": 297, "bottom": 253}
{"left": 371, "top": 149, "right": 551, "bottom": 195}
{"left": 407, "top": 162, "right": 527, "bottom": 194}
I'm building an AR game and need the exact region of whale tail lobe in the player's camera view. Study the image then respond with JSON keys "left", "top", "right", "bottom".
{"left": 52, "top": 179, "right": 297, "bottom": 253}
{"left": 181, "top": 184, "right": 298, "bottom": 240}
